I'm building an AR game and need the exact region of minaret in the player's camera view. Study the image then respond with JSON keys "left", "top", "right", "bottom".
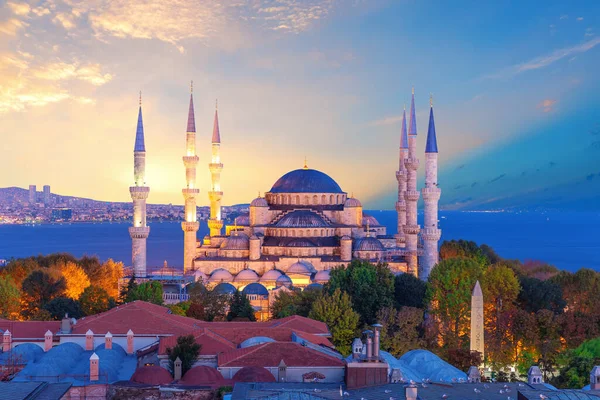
{"left": 182, "top": 83, "right": 200, "bottom": 273}
{"left": 129, "top": 93, "right": 150, "bottom": 278}
{"left": 421, "top": 95, "right": 442, "bottom": 280}
{"left": 395, "top": 106, "right": 408, "bottom": 247}
{"left": 470, "top": 280, "right": 484, "bottom": 361}
{"left": 403, "top": 89, "right": 420, "bottom": 276}
{"left": 207, "top": 100, "right": 224, "bottom": 237}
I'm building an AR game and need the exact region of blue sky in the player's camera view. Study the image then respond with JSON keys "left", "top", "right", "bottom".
{"left": 1, "top": 0, "right": 599, "bottom": 210}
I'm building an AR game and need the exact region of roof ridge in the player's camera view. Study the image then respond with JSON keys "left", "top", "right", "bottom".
{"left": 204, "top": 329, "right": 236, "bottom": 348}
{"left": 219, "top": 342, "right": 270, "bottom": 367}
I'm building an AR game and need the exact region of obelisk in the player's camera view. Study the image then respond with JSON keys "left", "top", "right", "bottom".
{"left": 470, "top": 280, "right": 484, "bottom": 360}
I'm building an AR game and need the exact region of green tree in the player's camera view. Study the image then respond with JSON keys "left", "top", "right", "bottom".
{"left": 439, "top": 240, "right": 490, "bottom": 267}
{"left": 43, "top": 297, "right": 83, "bottom": 320}
{"left": 550, "top": 269, "right": 600, "bottom": 315}
{"left": 326, "top": 260, "right": 394, "bottom": 325}
{"left": 270, "top": 288, "right": 321, "bottom": 319}
{"left": 128, "top": 281, "right": 163, "bottom": 305}
{"left": 227, "top": 291, "right": 256, "bottom": 321}
{"left": 517, "top": 277, "right": 566, "bottom": 314}
{"left": 21, "top": 270, "right": 66, "bottom": 318}
{"left": 79, "top": 286, "right": 113, "bottom": 315}
{"left": 394, "top": 273, "right": 426, "bottom": 309}
{"left": 166, "top": 334, "right": 201, "bottom": 376}
{"left": 188, "top": 283, "right": 229, "bottom": 321}
{"left": 0, "top": 276, "right": 21, "bottom": 319}
{"left": 168, "top": 302, "right": 190, "bottom": 316}
{"left": 377, "top": 306, "right": 424, "bottom": 356}
{"left": 119, "top": 274, "right": 137, "bottom": 303}
{"left": 426, "top": 258, "right": 483, "bottom": 348}
{"left": 552, "top": 355, "right": 598, "bottom": 389}
{"left": 309, "top": 288, "right": 359, "bottom": 356}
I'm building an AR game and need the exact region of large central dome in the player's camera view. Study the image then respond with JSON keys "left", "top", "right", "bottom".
{"left": 269, "top": 169, "right": 343, "bottom": 194}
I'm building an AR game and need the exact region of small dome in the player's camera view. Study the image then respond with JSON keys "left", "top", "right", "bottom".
{"left": 313, "top": 269, "right": 330, "bottom": 283}
{"left": 260, "top": 269, "right": 283, "bottom": 282}
{"left": 233, "top": 366, "right": 276, "bottom": 383}
{"left": 344, "top": 197, "right": 362, "bottom": 208}
{"left": 213, "top": 282, "right": 237, "bottom": 295}
{"left": 276, "top": 274, "right": 292, "bottom": 288}
{"left": 220, "top": 235, "right": 249, "bottom": 250}
{"left": 181, "top": 366, "right": 223, "bottom": 385}
{"left": 234, "top": 269, "right": 259, "bottom": 283}
{"left": 131, "top": 366, "right": 173, "bottom": 385}
{"left": 250, "top": 197, "right": 269, "bottom": 207}
{"left": 194, "top": 269, "right": 207, "bottom": 283}
{"left": 275, "top": 210, "right": 329, "bottom": 228}
{"left": 239, "top": 336, "right": 276, "bottom": 348}
{"left": 286, "top": 261, "right": 312, "bottom": 275}
{"left": 243, "top": 283, "right": 268, "bottom": 296}
{"left": 305, "top": 283, "right": 323, "bottom": 291}
{"left": 362, "top": 214, "right": 381, "bottom": 227}
{"left": 340, "top": 235, "right": 352, "bottom": 241}
{"left": 353, "top": 237, "right": 384, "bottom": 251}
{"left": 208, "top": 268, "right": 233, "bottom": 283}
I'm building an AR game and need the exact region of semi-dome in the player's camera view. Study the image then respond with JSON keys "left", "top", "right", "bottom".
{"left": 275, "top": 274, "right": 292, "bottom": 288}
{"left": 312, "top": 269, "right": 330, "bottom": 283}
{"left": 250, "top": 197, "right": 268, "bottom": 207}
{"left": 344, "top": 197, "right": 362, "bottom": 208}
{"left": 362, "top": 214, "right": 381, "bottom": 227}
{"left": 239, "top": 336, "right": 276, "bottom": 348}
{"left": 353, "top": 237, "right": 385, "bottom": 251}
{"left": 181, "top": 366, "right": 223, "bottom": 385}
{"left": 220, "top": 234, "right": 249, "bottom": 250}
{"left": 131, "top": 365, "right": 173, "bottom": 385}
{"left": 285, "top": 238, "right": 317, "bottom": 247}
{"left": 286, "top": 261, "right": 312, "bottom": 275}
{"left": 242, "top": 283, "right": 269, "bottom": 296}
{"left": 260, "top": 269, "right": 283, "bottom": 282}
{"left": 208, "top": 268, "right": 233, "bottom": 283}
{"left": 213, "top": 282, "right": 237, "bottom": 295}
{"left": 233, "top": 366, "right": 276, "bottom": 382}
{"left": 275, "top": 210, "right": 329, "bottom": 228}
{"left": 193, "top": 269, "right": 207, "bottom": 283}
{"left": 234, "top": 269, "right": 259, "bottom": 283}
{"left": 269, "top": 169, "right": 344, "bottom": 194}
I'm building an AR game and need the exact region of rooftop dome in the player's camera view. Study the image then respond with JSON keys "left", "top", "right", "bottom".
{"left": 260, "top": 269, "right": 283, "bottom": 282}
{"left": 250, "top": 197, "right": 268, "bottom": 207}
{"left": 312, "top": 269, "right": 330, "bottom": 283}
{"left": 305, "top": 283, "right": 323, "bottom": 291}
{"left": 213, "top": 282, "right": 237, "bottom": 295}
{"left": 269, "top": 169, "right": 343, "bottom": 194}
{"left": 194, "top": 269, "right": 207, "bottom": 283}
{"left": 234, "top": 269, "right": 259, "bottom": 283}
{"left": 286, "top": 261, "right": 312, "bottom": 275}
{"left": 232, "top": 366, "right": 276, "bottom": 383}
{"left": 344, "top": 197, "right": 362, "bottom": 208}
{"left": 131, "top": 365, "right": 173, "bottom": 385}
{"left": 235, "top": 215, "right": 250, "bottom": 226}
{"left": 275, "top": 274, "right": 292, "bottom": 288}
{"left": 239, "top": 336, "right": 276, "bottom": 348}
{"left": 242, "top": 282, "right": 269, "bottom": 296}
{"left": 275, "top": 210, "right": 329, "bottom": 228}
{"left": 362, "top": 214, "right": 381, "bottom": 227}
{"left": 353, "top": 237, "right": 384, "bottom": 251}
{"left": 399, "top": 349, "right": 467, "bottom": 382}
{"left": 181, "top": 366, "right": 223, "bottom": 385}
{"left": 208, "top": 268, "right": 234, "bottom": 283}
{"left": 220, "top": 234, "right": 249, "bottom": 250}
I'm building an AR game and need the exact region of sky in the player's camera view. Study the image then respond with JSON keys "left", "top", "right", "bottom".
{"left": 1, "top": 0, "right": 599, "bottom": 210}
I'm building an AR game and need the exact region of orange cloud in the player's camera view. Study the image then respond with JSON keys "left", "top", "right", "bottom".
{"left": 538, "top": 99, "right": 557, "bottom": 113}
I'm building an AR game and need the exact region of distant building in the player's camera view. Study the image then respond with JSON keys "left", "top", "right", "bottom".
{"left": 43, "top": 185, "right": 51, "bottom": 205}
{"left": 52, "top": 208, "right": 72, "bottom": 221}
{"left": 28, "top": 185, "right": 36, "bottom": 204}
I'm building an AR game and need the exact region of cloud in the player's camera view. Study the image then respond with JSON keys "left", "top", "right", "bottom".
{"left": 31, "top": 62, "right": 113, "bottom": 86}
{"left": 370, "top": 115, "right": 403, "bottom": 126}
{"left": 6, "top": 1, "right": 31, "bottom": 16}
{"left": 538, "top": 99, "right": 557, "bottom": 113}
{"left": 577, "top": 17, "right": 584, "bottom": 21}
{"left": 483, "top": 37, "right": 600, "bottom": 79}
{"left": 0, "top": 18, "right": 28, "bottom": 36}
{"left": 53, "top": 12, "right": 77, "bottom": 30}
{"left": 560, "top": 15, "right": 568, "bottom": 20}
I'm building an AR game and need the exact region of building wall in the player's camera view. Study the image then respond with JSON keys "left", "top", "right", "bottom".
{"left": 218, "top": 366, "right": 344, "bottom": 383}
{"left": 59, "top": 336, "right": 158, "bottom": 353}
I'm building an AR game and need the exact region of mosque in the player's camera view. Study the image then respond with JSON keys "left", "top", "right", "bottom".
{"left": 127, "top": 87, "right": 441, "bottom": 308}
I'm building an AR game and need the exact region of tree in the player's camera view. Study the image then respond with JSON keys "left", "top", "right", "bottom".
{"left": 227, "top": 291, "right": 256, "bottom": 321}
{"left": 426, "top": 258, "right": 483, "bottom": 348}
{"left": 270, "top": 288, "right": 321, "bottom": 319}
{"left": 119, "top": 274, "right": 138, "bottom": 303}
{"left": 517, "top": 277, "right": 566, "bottom": 314}
{"left": 439, "top": 240, "right": 490, "bottom": 267}
{"left": 21, "top": 270, "right": 66, "bottom": 318}
{"left": 188, "top": 283, "right": 229, "bottom": 321}
{"left": 167, "top": 335, "right": 201, "bottom": 376}
{"left": 29, "top": 308, "right": 53, "bottom": 321}
{"left": 81, "top": 258, "right": 123, "bottom": 299}
{"left": 0, "top": 276, "right": 21, "bottom": 319}
{"left": 446, "top": 348, "right": 483, "bottom": 372}
{"left": 377, "top": 306, "right": 424, "bottom": 356}
{"left": 44, "top": 297, "right": 83, "bottom": 320}
{"left": 309, "top": 288, "right": 359, "bottom": 356}
{"left": 326, "top": 260, "right": 394, "bottom": 325}
{"left": 550, "top": 269, "right": 600, "bottom": 315}
{"left": 169, "top": 302, "right": 190, "bottom": 316}
{"left": 535, "top": 309, "right": 562, "bottom": 380}
{"left": 128, "top": 281, "right": 163, "bottom": 305}
{"left": 394, "top": 273, "right": 426, "bottom": 309}
{"left": 186, "top": 302, "right": 206, "bottom": 320}
{"left": 552, "top": 355, "right": 598, "bottom": 389}
{"left": 79, "top": 286, "right": 112, "bottom": 315}
{"left": 55, "top": 261, "right": 90, "bottom": 300}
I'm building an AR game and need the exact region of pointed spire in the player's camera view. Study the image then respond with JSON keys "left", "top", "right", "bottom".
{"left": 303, "top": 156, "right": 308, "bottom": 170}
{"left": 134, "top": 97, "right": 145, "bottom": 152}
{"left": 186, "top": 83, "right": 196, "bottom": 133}
{"left": 212, "top": 100, "right": 220, "bottom": 144}
{"left": 408, "top": 88, "right": 417, "bottom": 136}
{"left": 425, "top": 96, "right": 438, "bottom": 153}
{"left": 472, "top": 280, "right": 482, "bottom": 297}
{"left": 400, "top": 106, "right": 408, "bottom": 149}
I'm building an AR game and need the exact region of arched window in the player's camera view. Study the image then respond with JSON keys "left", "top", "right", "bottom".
{"left": 313, "top": 229, "right": 317, "bottom": 236}
{"left": 299, "top": 231, "right": 303, "bottom": 237}
{"left": 336, "top": 195, "right": 340, "bottom": 203}
{"left": 321, "top": 195, "right": 326, "bottom": 203}
{"left": 291, "top": 230, "right": 295, "bottom": 236}
{"left": 304, "top": 196, "right": 309, "bottom": 205}
{"left": 296, "top": 195, "right": 300, "bottom": 204}
{"left": 320, "top": 229, "right": 324, "bottom": 236}
{"left": 312, "top": 195, "right": 318, "bottom": 204}
{"left": 329, "top": 195, "right": 334, "bottom": 204}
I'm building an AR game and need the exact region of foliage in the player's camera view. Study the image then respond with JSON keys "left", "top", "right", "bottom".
{"left": 168, "top": 301, "right": 190, "bottom": 316}
{"left": 29, "top": 308, "right": 53, "bottom": 321}
{"left": 550, "top": 269, "right": 600, "bottom": 315}
{"left": 119, "top": 275, "right": 137, "bottom": 303}
{"left": 535, "top": 309, "right": 562, "bottom": 380}
{"left": 0, "top": 276, "right": 21, "bottom": 319}
{"left": 188, "top": 283, "right": 230, "bottom": 321}
{"left": 393, "top": 273, "right": 426, "bottom": 309}
{"left": 270, "top": 288, "right": 321, "bottom": 319}
{"left": 80, "top": 257, "right": 123, "bottom": 299}
{"left": 186, "top": 302, "right": 206, "bottom": 320}
{"left": 377, "top": 306, "right": 424, "bottom": 356}
{"left": 309, "top": 288, "right": 359, "bottom": 356}
{"left": 167, "top": 334, "right": 201, "bottom": 376}
{"left": 520, "top": 260, "right": 560, "bottom": 280}
{"left": 227, "top": 291, "right": 256, "bottom": 321}
{"left": 21, "top": 270, "right": 66, "bottom": 318}
{"left": 439, "top": 240, "right": 490, "bottom": 267}
{"left": 517, "top": 277, "right": 566, "bottom": 314}
{"left": 127, "top": 281, "right": 163, "bottom": 305}
{"left": 43, "top": 297, "right": 83, "bottom": 320}
{"left": 326, "top": 260, "right": 394, "bottom": 325}
{"left": 551, "top": 355, "right": 599, "bottom": 389}
{"left": 79, "top": 286, "right": 113, "bottom": 315}
{"left": 445, "top": 349, "right": 483, "bottom": 373}
{"left": 55, "top": 261, "right": 90, "bottom": 299}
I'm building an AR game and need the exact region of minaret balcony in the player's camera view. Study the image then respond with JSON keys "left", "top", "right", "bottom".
{"left": 404, "top": 190, "right": 420, "bottom": 202}
{"left": 404, "top": 158, "right": 420, "bottom": 171}
{"left": 421, "top": 227, "right": 441, "bottom": 241}
{"left": 129, "top": 186, "right": 150, "bottom": 199}
{"left": 182, "top": 188, "right": 200, "bottom": 200}
{"left": 396, "top": 170, "right": 407, "bottom": 182}
{"left": 129, "top": 226, "right": 150, "bottom": 239}
{"left": 208, "top": 191, "right": 223, "bottom": 202}
{"left": 182, "top": 156, "right": 199, "bottom": 168}
{"left": 403, "top": 224, "right": 420, "bottom": 235}
{"left": 395, "top": 201, "right": 406, "bottom": 212}
{"left": 181, "top": 221, "right": 200, "bottom": 232}
{"left": 209, "top": 163, "right": 223, "bottom": 172}
{"left": 208, "top": 219, "right": 224, "bottom": 230}
{"left": 421, "top": 187, "right": 441, "bottom": 201}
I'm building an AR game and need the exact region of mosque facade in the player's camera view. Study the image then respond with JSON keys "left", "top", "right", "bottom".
{"left": 128, "top": 87, "right": 441, "bottom": 297}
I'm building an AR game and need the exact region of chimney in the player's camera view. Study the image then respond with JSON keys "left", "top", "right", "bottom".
{"left": 351, "top": 338, "right": 363, "bottom": 359}
{"left": 85, "top": 329, "right": 94, "bottom": 351}
{"left": 90, "top": 353, "right": 99, "bottom": 381}
{"left": 278, "top": 359, "right": 287, "bottom": 382}
{"left": 528, "top": 366, "right": 543, "bottom": 384}
{"left": 60, "top": 314, "right": 72, "bottom": 334}
{"left": 364, "top": 330, "right": 373, "bottom": 360}
{"left": 44, "top": 330, "right": 53, "bottom": 352}
{"left": 467, "top": 366, "right": 481, "bottom": 383}
{"left": 105, "top": 332, "right": 112, "bottom": 350}
{"left": 590, "top": 366, "right": 600, "bottom": 390}
{"left": 405, "top": 385, "right": 418, "bottom": 400}
{"left": 372, "top": 323, "right": 382, "bottom": 360}
{"left": 127, "top": 329, "right": 134, "bottom": 354}
{"left": 174, "top": 357, "right": 182, "bottom": 380}
{"left": 2, "top": 330, "right": 11, "bottom": 352}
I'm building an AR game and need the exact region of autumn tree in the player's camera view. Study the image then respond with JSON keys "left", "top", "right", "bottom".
{"left": 188, "top": 283, "right": 229, "bottom": 321}
{"left": 377, "top": 306, "right": 424, "bottom": 356}
{"left": 0, "top": 276, "right": 21, "bottom": 319}
{"left": 227, "top": 291, "right": 256, "bottom": 321}
{"left": 80, "top": 257, "right": 123, "bottom": 299}
{"left": 167, "top": 335, "right": 201, "bottom": 376}
{"left": 55, "top": 261, "right": 90, "bottom": 300}
{"left": 186, "top": 302, "right": 206, "bottom": 320}
{"left": 44, "top": 297, "right": 83, "bottom": 320}
{"left": 79, "top": 285, "right": 113, "bottom": 315}
{"left": 535, "top": 309, "right": 562, "bottom": 380}
{"left": 439, "top": 240, "right": 490, "bottom": 267}
{"left": 550, "top": 269, "right": 600, "bottom": 315}
{"left": 309, "top": 288, "right": 359, "bottom": 356}
{"left": 517, "top": 277, "right": 566, "bottom": 314}
{"left": 168, "top": 302, "right": 190, "bottom": 317}
{"left": 21, "top": 270, "right": 66, "bottom": 318}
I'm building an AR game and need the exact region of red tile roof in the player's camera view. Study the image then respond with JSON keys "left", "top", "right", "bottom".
{"left": 180, "top": 366, "right": 224, "bottom": 385}
{"left": 0, "top": 320, "right": 60, "bottom": 339}
{"left": 218, "top": 342, "right": 345, "bottom": 368}
{"left": 158, "top": 329, "right": 236, "bottom": 356}
{"left": 131, "top": 366, "right": 173, "bottom": 385}
{"left": 269, "top": 315, "right": 329, "bottom": 335}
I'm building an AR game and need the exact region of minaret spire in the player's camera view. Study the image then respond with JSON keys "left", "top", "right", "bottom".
{"left": 129, "top": 94, "right": 150, "bottom": 278}
{"left": 208, "top": 100, "right": 224, "bottom": 237}
{"left": 395, "top": 105, "right": 408, "bottom": 248}
{"left": 182, "top": 85, "right": 200, "bottom": 273}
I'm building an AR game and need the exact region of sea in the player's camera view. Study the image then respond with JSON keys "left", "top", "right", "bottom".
{"left": 0, "top": 210, "right": 598, "bottom": 272}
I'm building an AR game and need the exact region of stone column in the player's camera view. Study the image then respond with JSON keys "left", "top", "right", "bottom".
{"left": 470, "top": 281, "right": 484, "bottom": 361}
